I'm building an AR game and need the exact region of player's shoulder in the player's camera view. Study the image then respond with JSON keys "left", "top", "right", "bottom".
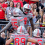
{"left": 18, "top": 16, "right": 24, "bottom": 20}
{"left": 9, "top": 16, "right": 14, "bottom": 20}
{"left": 27, "top": 13, "right": 33, "bottom": 18}
{"left": 28, "top": 13, "right": 33, "bottom": 16}
{"left": 25, "top": 33, "right": 30, "bottom": 37}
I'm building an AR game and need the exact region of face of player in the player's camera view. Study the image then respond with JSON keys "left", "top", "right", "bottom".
{"left": 24, "top": 8, "right": 30, "bottom": 14}
{"left": 10, "top": 2, "right": 14, "bottom": 7}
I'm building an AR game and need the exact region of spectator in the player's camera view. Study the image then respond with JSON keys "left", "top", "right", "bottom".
{"left": 0, "top": 0, "right": 1, "bottom": 2}
{"left": 41, "top": 0, "right": 45, "bottom": 7}
{"left": 1, "top": 32, "right": 6, "bottom": 43}
{"left": 5, "top": 1, "right": 14, "bottom": 38}
{"left": 33, "top": 3, "right": 38, "bottom": 16}
{"left": 29, "top": 0, "right": 39, "bottom": 4}
{"left": 5, "top": 1, "right": 14, "bottom": 21}
{"left": 34, "top": 3, "right": 38, "bottom": 9}
{"left": 30, "top": 3, "right": 35, "bottom": 17}
{"left": 16, "top": 2, "right": 22, "bottom": 10}
{"left": 24, "top": 0, "right": 28, "bottom": 3}
{"left": 33, "top": 3, "right": 41, "bottom": 21}
{"left": 0, "top": 0, "right": 7, "bottom": 32}
{"left": 0, "top": 0, "right": 7, "bottom": 24}
{"left": 39, "top": 12, "right": 45, "bottom": 27}
{"left": 1, "top": 32, "right": 5, "bottom": 39}
{"left": 25, "top": 0, "right": 39, "bottom": 4}
{"left": 39, "top": 1, "right": 44, "bottom": 9}
{"left": 30, "top": 3, "right": 34, "bottom": 13}
{"left": 13, "top": 0, "right": 23, "bottom": 9}
{"left": 0, "top": 37, "right": 5, "bottom": 45}
{"left": 5, "top": 0, "right": 10, "bottom": 6}
{"left": 42, "top": 13, "right": 45, "bottom": 26}
{"left": 30, "top": 3, "right": 36, "bottom": 24}
{"left": 21, "top": 0, "right": 27, "bottom": 5}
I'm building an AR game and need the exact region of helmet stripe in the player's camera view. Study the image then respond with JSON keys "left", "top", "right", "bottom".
{"left": 28, "top": 4, "right": 29, "bottom": 8}
{"left": 20, "top": 26, "right": 22, "bottom": 32}
{"left": 37, "top": 29, "right": 39, "bottom": 36}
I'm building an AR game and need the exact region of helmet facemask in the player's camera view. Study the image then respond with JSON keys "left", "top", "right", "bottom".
{"left": 24, "top": 8, "right": 30, "bottom": 14}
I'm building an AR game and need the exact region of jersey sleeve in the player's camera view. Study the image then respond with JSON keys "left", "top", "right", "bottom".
{"left": 29, "top": 13, "right": 33, "bottom": 19}
{"left": 0, "top": 22, "right": 11, "bottom": 33}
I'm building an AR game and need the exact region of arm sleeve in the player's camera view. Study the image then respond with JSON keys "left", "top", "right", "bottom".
{"left": 0, "top": 22, "right": 11, "bottom": 33}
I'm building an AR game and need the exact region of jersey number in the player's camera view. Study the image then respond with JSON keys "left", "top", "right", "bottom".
{"left": 24, "top": 17, "right": 27, "bottom": 25}
{"left": 15, "top": 38, "right": 26, "bottom": 45}
{"left": 11, "top": 22, "right": 18, "bottom": 30}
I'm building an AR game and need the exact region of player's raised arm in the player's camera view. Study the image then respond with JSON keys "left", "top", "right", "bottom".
{"left": 0, "top": 22, "right": 11, "bottom": 33}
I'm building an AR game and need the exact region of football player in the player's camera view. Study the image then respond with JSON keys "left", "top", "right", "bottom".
{"left": 20, "top": 4, "right": 34, "bottom": 36}
{"left": 6, "top": 26, "right": 39, "bottom": 45}
{"left": 0, "top": 8, "right": 26, "bottom": 33}
{"left": 29, "top": 29, "right": 44, "bottom": 45}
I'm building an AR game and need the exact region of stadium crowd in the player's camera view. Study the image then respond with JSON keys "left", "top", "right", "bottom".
{"left": 0, "top": 0, "right": 45, "bottom": 45}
